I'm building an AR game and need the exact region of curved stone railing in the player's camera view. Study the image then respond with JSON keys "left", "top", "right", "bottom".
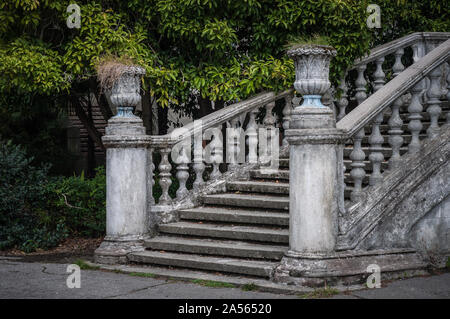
{"left": 337, "top": 38, "right": 450, "bottom": 204}
{"left": 336, "top": 32, "right": 450, "bottom": 120}
{"left": 148, "top": 89, "right": 294, "bottom": 223}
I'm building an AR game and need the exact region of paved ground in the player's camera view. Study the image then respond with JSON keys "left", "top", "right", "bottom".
{"left": 0, "top": 258, "right": 449, "bottom": 299}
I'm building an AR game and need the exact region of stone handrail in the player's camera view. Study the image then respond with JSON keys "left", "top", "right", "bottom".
{"left": 338, "top": 38, "right": 450, "bottom": 137}
{"left": 336, "top": 38, "right": 450, "bottom": 202}
{"left": 148, "top": 89, "right": 294, "bottom": 146}
{"left": 335, "top": 32, "right": 450, "bottom": 120}
{"left": 352, "top": 32, "right": 450, "bottom": 68}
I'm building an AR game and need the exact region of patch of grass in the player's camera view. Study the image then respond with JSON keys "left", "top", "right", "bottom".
{"left": 286, "top": 34, "right": 331, "bottom": 50}
{"left": 446, "top": 257, "right": 450, "bottom": 269}
{"left": 241, "top": 283, "right": 258, "bottom": 291}
{"left": 298, "top": 287, "right": 339, "bottom": 299}
{"left": 128, "top": 272, "right": 156, "bottom": 278}
{"left": 192, "top": 279, "right": 236, "bottom": 288}
{"left": 74, "top": 259, "right": 100, "bottom": 270}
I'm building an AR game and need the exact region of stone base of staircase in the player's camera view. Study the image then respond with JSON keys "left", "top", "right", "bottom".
{"left": 94, "top": 239, "right": 147, "bottom": 265}
{"left": 86, "top": 261, "right": 366, "bottom": 294}
{"left": 273, "top": 248, "right": 429, "bottom": 288}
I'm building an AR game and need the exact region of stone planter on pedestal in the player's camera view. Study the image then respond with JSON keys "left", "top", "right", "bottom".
{"left": 273, "top": 44, "right": 348, "bottom": 286}
{"left": 94, "top": 66, "right": 152, "bottom": 264}
{"left": 273, "top": 45, "right": 427, "bottom": 288}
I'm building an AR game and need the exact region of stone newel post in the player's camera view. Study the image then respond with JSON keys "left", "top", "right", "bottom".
{"left": 274, "top": 44, "right": 346, "bottom": 285}
{"left": 95, "top": 66, "right": 151, "bottom": 264}
{"left": 286, "top": 45, "right": 341, "bottom": 255}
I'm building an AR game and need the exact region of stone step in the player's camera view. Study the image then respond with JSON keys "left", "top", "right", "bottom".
{"left": 227, "top": 180, "right": 289, "bottom": 195}
{"left": 202, "top": 193, "right": 289, "bottom": 210}
{"left": 159, "top": 222, "right": 289, "bottom": 244}
{"left": 144, "top": 236, "right": 287, "bottom": 260}
{"left": 128, "top": 250, "right": 277, "bottom": 277}
{"left": 249, "top": 169, "right": 290, "bottom": 181}
{"left": 179, "top": 206, "right": 288, "bottom": 226}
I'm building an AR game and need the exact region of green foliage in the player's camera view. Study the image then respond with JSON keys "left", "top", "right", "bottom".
{"left": 0, "top": 140, "right": 106, "bottom": 252}
{"left": 45, "top": 166, "right": 106, "bottom": 238}
{"left": 0, "top": 93, "right": 74, "bottom": 175}
{"left": 1, "top": 0, "right": 447, "bottom": 115}
{"left": 286, "top": 34, "right": 332, "bottom": 49}
{"left": 241, "top": 283, "right": 258, "bottom": 291}
{"left": 75, "top": 259, "right": 100, "bottom": 270}
{"left": 191, "top": 279, "right": 236, "bottom": 288}
{"left": 0, "top": 140, "right": 64, "bottom": 252}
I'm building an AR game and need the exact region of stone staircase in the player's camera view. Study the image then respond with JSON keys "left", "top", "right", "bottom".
{"left": 129, "top": 164, "right": 290, "bottom": 278}
{"left": 127, "top": 103, "right": 449, "bottom": 278}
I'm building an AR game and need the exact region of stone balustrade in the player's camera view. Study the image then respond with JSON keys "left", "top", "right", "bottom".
{"left": 337, "top": 38, "right": 450, "bottom": 204}
{"left": 148, "top": 89, "right": 294, "bottom": 225}
{"left": 95, "top": 32, "right": 450, "bottom": 269}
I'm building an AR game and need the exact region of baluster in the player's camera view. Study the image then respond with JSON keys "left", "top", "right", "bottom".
{"left": 292, "top": 96, "right": 301, "bottom": 109}
{"left": 355, "top": 64, "right": 367, "bottom": 105}
{"left": 192, "top": 135, "right": 205, "bottom": 191}
{"left": 350, "top": 128, "right": 366, "bottom": 201}
{"left": 373, "top": 57, "right": 385, "bottom": 91}
{"left": 246, "top": 109, "right": 259, "bottom": 164}
{"left": 408, "top": 83, "right": 426, "bottom": 154}
{"left": 227, "top": 116, "right": 242, "bottom": 170}
{"left": 282, "top": 95, "right": 293, "bottom": 146}
{"left": 388, "top": 97, "right": 404, "bottom": 169}
{"left": 263, "top": 101, "right": 276, "bottom": 127}
{"left": 426, "top": 64, "right": 443, "bottom": 138}
{"left": 158, "top": 147, "right": 172, "bottom": 205}
{"left": 392, "top": 48, "right": 404, "bottom": 77}
{"left": 336, "top": 74, "right": 348, "bottom": 121}
{"left": 367, "top": 57, "right": 386, "bottom": 185}
{"left": 387, "top": 49, "right": 405, "bottom": 170}
{"left": 261, "top": 101, "right": 276, "bottom": 166}
{"left": 175, "top": 146, "right": 189, "bottom": 200}
{"left": 407, "top": 43, "right": 426, "bottom": 154}
{"left": 368, "top": 113, "right": 384, "bottom": 186}
{"left": 147, "top": 148, "right": 155, "bottom": 205}
{"left": 210, "top": 125, "right": 223, "bottom": 179}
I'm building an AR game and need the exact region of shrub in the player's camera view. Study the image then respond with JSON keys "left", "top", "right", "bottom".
{"left": 0, "top": 140, "right": 106, "bottom": 252}
{"left": 0, "top": 140, "right": 65, "bottom": 252}
{"left": 45, "top": 167, "right": 106, "bottom": 238}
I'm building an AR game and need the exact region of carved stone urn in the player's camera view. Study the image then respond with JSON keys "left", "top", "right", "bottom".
{"left": 109, "top": 66, "right": 146, "bottom": 117}
{"left": 287, "top": 45, "right": 336, "bottom": 108}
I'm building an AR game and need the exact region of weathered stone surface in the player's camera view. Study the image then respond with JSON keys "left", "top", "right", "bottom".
{"left": 158, "top": 222, "right": 289, "bottom": 244}
{"left": 95, "top": 115, "right": 152, "bottom": 263}
{"left": 227, "top": 180, "right": 289, "bottom": 194}
{"left": 338, "top": 125, "right": 450, "bottom": 257}
{"left": 144, "top": 236, "right": 287, "bottom": 260}
{"left": 286, "top": 106, "right": 344, "bottom": 255}
{"left": 128, "top": 250, "right": 277, "bottom": 277}
{"left": 273, "top": 249, "right": 428, "bottom": 287}
{"left": 179, "top": 206, "right": 289, "bottom": 226}
{"left": 202, "top": 193, "right": 289, "bottom": 210}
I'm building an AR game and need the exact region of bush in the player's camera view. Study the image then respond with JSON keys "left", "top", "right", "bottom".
{"left": 0, "top": 140, "right": 106, "bottom": 252}
{"left": 45, "top": 167, "right": 106, "bottom": 238}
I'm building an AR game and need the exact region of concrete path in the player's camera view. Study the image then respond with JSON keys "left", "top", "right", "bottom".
{"left": 0, "top": 258, "right": 448, "bottom": 299}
